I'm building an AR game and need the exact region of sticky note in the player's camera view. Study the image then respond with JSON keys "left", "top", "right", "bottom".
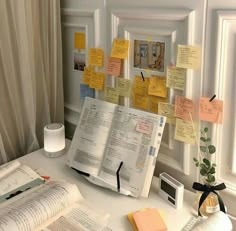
{"left": 80, "top": 84, "right": 95, "bottom": 100}
{"left": 158, "top": 102, "right": 175, "bottom": 124}
{"left": 133, "top": 94, "right": 148, "bottom": 110}
{"left": 149, "top": 96, "right": 166, "bottom": 113}
{"left": 74, "top": 32, "right": 85, "bottom": 49}
{"left": 105, "top": 87, "right": 119, "bottom": 104}
{"left": 116, "top": 78, "right": 131, "bottom": 97}
{"left": 176, "top": 45, "right": 201, "bottom": 69}
{"left": 133, "top": 75, "right": 150, "bottom": 96}
{"left": 89, "top": 71, "right": 105, "bottom": 90}
{"left": 88, "top": 48, "right": 104, "bottom": 67}
{"left": 174, "top": 95, "right": 194, "bottom": 121}
{"left": 174, "top": 118, "right": 196, "bottom": 144}
{"left": 166, "top": 66, "right": 186, "bottom": 90}
{"left": 136, "top": 120, "right": 153, "bottom": 135}
{"left": 148, "top": 76, "right": 167, "bottom": 98}
{"left": 106, "top": 57, "right": 122, "bottom": 76}
{"left": 199, "top": 97, "right": 223, "bottom": 124}
{"left": 82, "top": 66, "right": 95, "bottom": 84}
{"left": 111, "top": 38, "right": 129, "bottom": 59}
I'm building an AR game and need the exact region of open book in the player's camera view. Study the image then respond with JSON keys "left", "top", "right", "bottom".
{"left": 0, "top": 181, "right": 109, "bottom": 231}
{"left": 67, "top": 97, "right": 166, "bottom": 197}
{"left": 0, "top": 160, "right": 45, "bottom": 203}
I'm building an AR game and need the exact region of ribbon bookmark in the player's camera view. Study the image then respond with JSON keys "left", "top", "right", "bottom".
{"left": 116, "top": 161, "right": 123, "bottom": 192}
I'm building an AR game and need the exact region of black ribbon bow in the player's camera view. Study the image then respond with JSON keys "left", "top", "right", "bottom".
{"left": 192, "top": 182, "right": 226, "bottom": 216}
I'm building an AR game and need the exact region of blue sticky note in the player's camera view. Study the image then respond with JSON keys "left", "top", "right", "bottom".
{"left": 80, "top": 84, "right": 95, "bottom": 100}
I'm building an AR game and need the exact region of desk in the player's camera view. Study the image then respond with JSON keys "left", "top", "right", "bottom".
{"left": 18, "top": 142, "right": 196, "bottom": 231}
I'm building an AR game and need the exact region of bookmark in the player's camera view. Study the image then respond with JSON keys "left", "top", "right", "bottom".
{"left": 116, "top": 161, "right": 123, "bottom": 192}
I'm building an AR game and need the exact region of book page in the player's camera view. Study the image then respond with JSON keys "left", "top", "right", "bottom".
{"left": 0, "top": 160, "right": 21, "bottom": 179}
{"left": 0, "top": 181, "right": 82, "bottom": 231}
{"left": 99, "top": 105, "right": 166, "bottom": 197}
{"left": 67, "top": 97, "right": 117, "bottom": 176}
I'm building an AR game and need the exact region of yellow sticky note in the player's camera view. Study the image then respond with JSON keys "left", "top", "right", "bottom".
{"left": 116, "top": 78, "right": 131, "bottom": 97}
{"left": 111, "top": 38, "right": 129, "bottom": 59}
{"left": 133, "top": 76, "right": 150, "bottom": 96}
{"left": 174, "top": 95, "right": 194, "bottom": 121}
{"left": 105, "top": 87, "right": 119, "bottom": 104}
{"left": 133, "top": 94, "right": 148, "bottom": 110}
{"left": 106, "top": 57, "right": 122, "bottom": 76}
{"left": 74, "top": 32, "right": 86, "bottom": 49}
{"left": 89, "top": 71, "right": 105, "bottom": 90}
{"left": 149, "top": 96, "right": 166, "bottom": 113}
{"left": 148, "top": 76, "right": 167, "bottom": 98}
{"left": 176, "top": 45, "right": 201, "bottom": 69}
{"left": 158, "top": 102, "right": 175, "bottom": 124}
{"left": 88, "top": 48, "right": 104, "bottom": 67}
{"left": 166, "top": 66, "right": 186, "bottom": 90}
{"left": 82, "top": 66, "right": 95, "bottom": 84}
{"left": 199, "top": 97, "right": 223, "bottom": 124}
{"left": 174, "top": 118, "right": 196, "bottom": 144}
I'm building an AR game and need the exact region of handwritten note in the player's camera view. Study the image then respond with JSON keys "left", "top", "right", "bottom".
{"left": 133, "top": 76, "right": 150, "bottom": 96}
{"left": 80, "top": 84, "right": 95, "bottom": 100}
{"left": 176, "top": 45, "right": 201, "bottom": 69}
{"left": 149, "top": 96, "right": 166, "bottom": 113}
{"left": 82, "top": 66, "right": 95, "bottom": 84}
{"left": 136, "top": 120, "right": 153, "bottom": 135}
{"left": 106, "top": 57, "right": 121, "bottom": 76}
{"left": 88, "top": 48, "right": 104, "bottom": 67}
{"left": 199, "top": 97, "right": 223, "bottom": 124}
{"left": 174, "top": 118, "right": 196, "bottom": 144}
{"left": 133, "top": 94, "right": 148, "bottom": 110}
{"left": 105, "top": 87, "right": 119, "bottom": 104}
{"left": 174, "top": 95, "right": 194, "bottom": 121}
{"left": 111, "top": 38, "right": 129, "bottom": 59}
{"left": 116, "top": 78, "right": 131, "bottom": 97}
{"left": 166, "top": 66, "right": 186, "bottom": 90}
{"left": 148, "top": 76, "right": 167, "bottom": 98}
{"left": 74, "top": 32, "right": 85, "bottom": 49}
{"left": 158, "top": 102, "right": 175, "bottom": 124}
{"left": 89, "top": 71, "right": 105, "bottom": 90}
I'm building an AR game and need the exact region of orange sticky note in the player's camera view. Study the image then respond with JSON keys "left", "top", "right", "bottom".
{"left": 106, "top": 57, "right": 122, "bottom": 76}
{"left": 74, "top": 32, "right": 85, "bottom": 49}
{"left": 111, "top": 38, "right": 129, "bottom": 59}
{"left": 199, "top": 97, "right": 223, "bottom": 124}
{"left": 149, "top": 95, "right": 166, "bottom": 113}
{"left": 136, "top": 120, "right": 153, "bottom": 135}
{"left": 89, "top": 71, "right": 105, "bottom": 90}
{"left": 133, "top": 94, "right": 148, "bottom": 110}
{"left": 174, "top": 95, "right": 194, "bottom": 121}
{"left": 133, "top": 76, "right": 150, "bottom": 96}
{"left": 148, "top": 76, "right": 168, "bottom": 98}
{"left": 133, "top": 208, "right": 167, "bottom": 231}
{"left": 82, "top": 66, "right": 95, "bottom": 84}
{"left": 88, "top": 48, "right": 104, "bottom": 67}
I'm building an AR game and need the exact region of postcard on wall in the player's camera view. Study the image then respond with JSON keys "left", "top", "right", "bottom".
{"left": 88, "top": 48, "right": 104, "bottom": 67}
{"left": 166, "top": 66, "right": 186, "bottom": 90}
{"left": 105, "top": 87, "right": 119, "bottom": 104}
{"left": 176, "top": 45, "right": 201, "bottom": 69}
{"left": 106, "top": 57, "right": 121, "bottom": 76}
{"left": 158, "top": 102, "right": 175, "bottom": 124}
{"left": 80, "top": 84, "right": 95, "bottom": 100}
{"left": 116, "top": 78, "right": 131, "bottom": 97}
{"left": 133, "top": 75, "right": 150, "bottom": 96}
{"left": 73, "top": 51, "right": 86, "bottom": 71}
{"left": 89, "top": 71, "right": 105, "bottom": 90}
{"left": 174, "top": 118, "right": 196, "bottom": 144}
{"left": 148, "top": 76, "right": 167, "bottom": 98}
{"left": 199, "top": 97, "right": 223, "bottom": 124}
{"left": 174, "top": 95, "right": 194, "bottom": 121}
{"left": 133, "top": 40, "right": 165, "bottom": 73}
{"left": 111, "top": 38, "right": 129, "bottom": 59}
{"left": 149, "top": 95, "right": 166, "bottom": 113}
{"left": 74, "top": 32, "right": 86, "bottom": 49}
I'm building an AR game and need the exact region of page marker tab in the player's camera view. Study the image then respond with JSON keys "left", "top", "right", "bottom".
{"left": 209, "top": 94, "right": 216, "bottom": 102}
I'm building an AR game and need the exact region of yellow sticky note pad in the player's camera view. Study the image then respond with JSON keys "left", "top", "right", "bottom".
{"left": 74, "top": 32, "right": 86, "bottom": 49}
{"left": 133, "top": 76, "right": 150, "bottom": 96}
{"left": 111, "top": 38, "right": 129, "bottom": 59}
{"left": 116, "top": 78, "right": 131, "bottom": 97}
{"left": 166, "top": 66, "right": 186, "bottom": 90}
{"left": 149, "top": 96, "right": 166, "bottom": 113}
{"left": 82, "top": 66, "right": 95, "bottom": 84}
{"left": 158, "top": 102, "right": 175, "bottom": 124}
{"left": 89, "top": 71, "right": 105, "bottom": 90}
{"left": 174, "top": 118, "right": 196, "bottom": 144}
{"left": 105, "top": 87, "right": 119, "bottom": 104}
{"left": 199, "top": 97, "right": 223, "bottom": 124}
{"left": 133, "top": 94, "right": 148, "bottom": 110}
{"left": 106, "top": 57, "right": 122, "bottom": 76}
{"left": 176, "top": 45, "right": 201, "bottom": 69}
{"left": 148, "top": 76, "right": 167, "bottom": 98}
{"left": 88, "top": 48, "right": 104, "bottom": 67}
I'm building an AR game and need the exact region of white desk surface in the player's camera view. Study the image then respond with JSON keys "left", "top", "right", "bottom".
{"left": 18, "top": 143, "right": 197, "bottom": 231}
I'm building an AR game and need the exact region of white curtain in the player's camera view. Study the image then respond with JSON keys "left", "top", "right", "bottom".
{"left": 0, "top": 0, "right": 64, "bottom": 164}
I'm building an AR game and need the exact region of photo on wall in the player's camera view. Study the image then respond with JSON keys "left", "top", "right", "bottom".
{"left": 134, "top": 40, "right": 165, "bottom": 72}
{"left": 73, "top": 51, "right": 86, "bottom": 71}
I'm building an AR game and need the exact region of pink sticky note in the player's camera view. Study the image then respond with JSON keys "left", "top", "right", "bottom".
{"left": 136, "top": 120, "right": 153, "bottom": 135}
{"left": 199, "top": 97, "right": 223, "bottom": 123}
{"left": 174, "top": 95, "right": 194, "bottom": 121}
{"left": 106, "top": 57, "right": 121, "bottom": 76}
{"left": 133, "top": 208, "right": 167, "bottom": 231}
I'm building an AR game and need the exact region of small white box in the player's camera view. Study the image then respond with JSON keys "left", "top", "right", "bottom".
{"left": 159, "top": 172, "right": 184, "bottom": 209}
